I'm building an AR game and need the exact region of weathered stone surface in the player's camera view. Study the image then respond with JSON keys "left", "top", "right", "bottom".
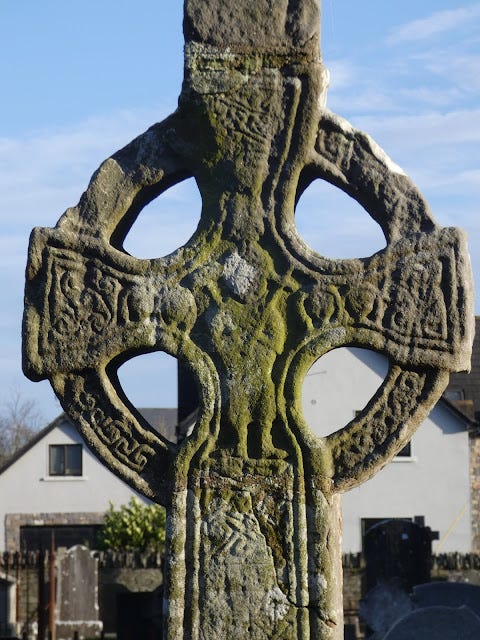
{"left": 184, "top": 0, "right": 320, "bottom": 53}
{"left": 23, "top": 0, "right": 474, "bottom": 638}
{"left": 56, "top": 545, "right": 102, "bottom": 640}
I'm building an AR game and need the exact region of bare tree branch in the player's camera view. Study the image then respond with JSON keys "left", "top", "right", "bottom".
{"left": 0, "top": 391, "right": 42, "bottom": 466}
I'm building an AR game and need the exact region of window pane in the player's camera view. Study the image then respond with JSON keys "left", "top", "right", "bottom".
{"left": 65, "top": 445, "right": 82, "bottom": 476}
{"left": 445, "top": 388, "right": 464, "bottom": 401}
{"left": 49, "top": 444, "right": 82, "bottom": 476}
{"left": 49, "top": 445, "right": 65, "bottom": 475}
{"left": 396, "top": 442, "right": 411, "bottom": 457}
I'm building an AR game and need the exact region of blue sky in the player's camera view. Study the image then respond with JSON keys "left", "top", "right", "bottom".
{"left": 1, "top": 1, "right": 478, "bottom": 425}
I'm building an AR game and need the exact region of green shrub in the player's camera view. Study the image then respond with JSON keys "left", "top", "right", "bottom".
{"left": 97, "top": 496, "right": 166, "bottom": 552}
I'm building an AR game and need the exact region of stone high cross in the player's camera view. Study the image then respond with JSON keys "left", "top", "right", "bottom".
{"left": 23, "top": 1, "right": 473, "bottom": 638}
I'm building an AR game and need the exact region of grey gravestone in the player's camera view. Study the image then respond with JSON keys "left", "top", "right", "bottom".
{"left": 56, "top": 546, "right": 103, "bottom": 640}
{"left": 22, "top": 1, "right": 474, "bottom": 638}
{"left": 383, "top": 605, "right": 480, "bottom": 640}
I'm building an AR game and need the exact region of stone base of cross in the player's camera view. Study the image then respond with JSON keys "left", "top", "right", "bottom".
{"left": 23, "top": 2, "right": 473, "bottom": 638}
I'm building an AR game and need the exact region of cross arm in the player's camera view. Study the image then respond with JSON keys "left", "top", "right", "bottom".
{"left": 307, "top": 109, "right": 438, "bottom": 242}
{"left": 22, "top": 112, "right": 205, "bottom": 503}
{"left": 325, "top": 366, "right": 450, "bottom": 492}
{"left": 56, "top": 113, "right": 191, "bottom": 247}
{"left": 283, "top": 109, "right": 474, "bottom": 493}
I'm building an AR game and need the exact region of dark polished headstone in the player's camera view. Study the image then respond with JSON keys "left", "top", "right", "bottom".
{"left": 343, "top": 624, "right": 357, "bottom": 640}
{"left": 383, "top": 605, "right": 480, "bottom": 640}
{"left": 117, "top": 589, "right": 163, "bottom": 640}
{"left": 412, "top": 581, "right": 480, "bottom": 617}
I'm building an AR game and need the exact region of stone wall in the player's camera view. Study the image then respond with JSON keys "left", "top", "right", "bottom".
{"left": 92, "top": 551, "right": 164, "bottom": 633}
{"left": 0, "top": 551, "right": 163, "bottom": 637}
{"left": 5, "top": 512, "right": 105, "bottom": 552}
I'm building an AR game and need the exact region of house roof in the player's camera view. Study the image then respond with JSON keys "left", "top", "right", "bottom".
{"left": 445, "top": 316, "right": 480, "bottom": 424}
{"left": 137, "top": 407, "right": 178, "bottom": 443}
{"left": 0, "top": 413, "right": 66, "bottom": 476}
{"left": 440, "top": 394, "right": 477, "bottom": 429}
{"left": 0, "top": 407, "right": 178, "bottom": 476}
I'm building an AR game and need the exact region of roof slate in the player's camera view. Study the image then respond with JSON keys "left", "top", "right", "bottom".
{"left": 446, "top": 316, "right": 480, "bottom": 424}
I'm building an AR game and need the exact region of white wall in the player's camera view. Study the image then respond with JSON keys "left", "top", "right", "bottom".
{"left": 0, "top": 418, "right": 146, "bottom": 550}
{"left": 302, "top": 347, "right": 471, "bottom": 553}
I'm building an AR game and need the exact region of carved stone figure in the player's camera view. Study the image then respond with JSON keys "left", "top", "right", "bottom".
{"left": 23, "top": 1, "right": 473, "bottom": 638}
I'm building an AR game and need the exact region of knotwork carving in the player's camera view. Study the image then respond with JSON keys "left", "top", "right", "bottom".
{"left": 23, "top": 1, "right": 473, "bottom": 638}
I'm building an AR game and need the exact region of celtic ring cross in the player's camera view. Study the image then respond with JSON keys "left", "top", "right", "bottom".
{"left": 23, "top": 1, "right": 473, "bottom": 638}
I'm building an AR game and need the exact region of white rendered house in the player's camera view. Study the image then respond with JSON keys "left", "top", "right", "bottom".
{"left": 0, "top": 409, "right": 176, "bottom": 552}
{"left": 302, "top": 347, "right": 473, "bottom": 553}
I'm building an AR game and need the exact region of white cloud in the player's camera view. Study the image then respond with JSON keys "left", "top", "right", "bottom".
{"left": 295, "top": 178, "right": 387, "bottom": 259}
{"left": 387, "top": 4, "right": 480, "bottom": 44}
{"left": 354, "top": 109, "right": 480, "bottom": 150}
{"left": 424, "top": 168, "right": 480, "bottom": 193}
{"left": 0, "top": 106, "right": 170, "bottom": 184}
{"left": 397, "top": 86, "right": 464, "bottom": 109}
{"left": 124, "top": 183, "right": 202, "bottom": 259}
{"left": 420, "top": 53, "right": 480, "bottom": 92}
{"left": 349, "top": 109, "right": 479, "bottom": 211}
{"left": 328, "top": 88, "right": 397, "bottom": 114}
{"left": 324, "top": 59, "right": 355, "bottom": 91}
{"left": 0, "top": 106, "right": 176, "bottom": 231}
{"left": 412, "top": 168, "right": 480, "bottom": 197}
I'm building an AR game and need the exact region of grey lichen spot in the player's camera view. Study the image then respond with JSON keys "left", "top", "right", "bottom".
{"left": 222, "top": 251, "right": 258, "bottom": 297}
{"left": 128, "top": 282, "right": 155, "bottom": 319}
{"left": 265, "top": 586, "right": 290, "bottom": 623}
{"left": 309, "top": 572, "right": 328, "bottom": 595}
